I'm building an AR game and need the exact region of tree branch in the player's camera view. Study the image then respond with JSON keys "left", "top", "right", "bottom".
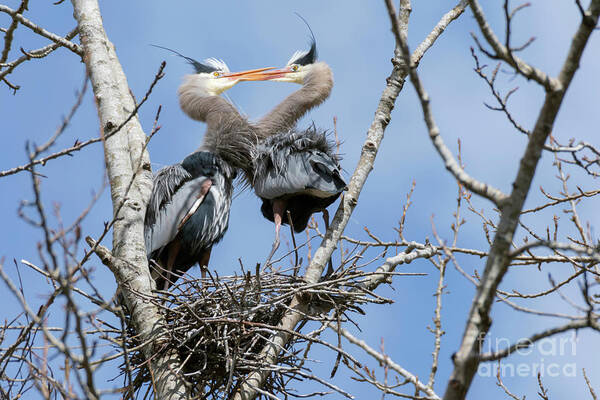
{"left": 387, "top": 0, "right": 509, "bottom": 209}
{"left": 0, "top": 0, "right": 28, "bottom": 65}
{"left": 0, "top": 5, "right": 82, "bottom": 56}
{"left": 442, "top": 1, "right": 600, "bottom": 399}
{"left": 411, "top": 0, "right": 468, "bottom": 66}
{"left": 479, "top": 318, "right": 599, "bottom": 362}
{"left": 510, "top": 240, "right": 600, "bottom": 262}
{"left": 331, "top": 322, "right": 440, "bottom": 400}
{"left": 233, "top": 4, "right": 468, "bottom": 399}
{"left": 0, "top": 27, "right": 78, "bottom": 89}
{"left": 0, "top": 60, "right": 164, "bottom": 178}
{"left": 467, "top": 0, "right": 560, "bottom": 91}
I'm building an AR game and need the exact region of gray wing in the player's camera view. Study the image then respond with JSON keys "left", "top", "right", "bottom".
{"left": 145, "top": 164, "right": 191, "bottom": 227}
{"left": 254, "top": 150, "right": 346, "bottom": 200}
{"left": 145, "top": 176, "right": 212, "bottom": 255}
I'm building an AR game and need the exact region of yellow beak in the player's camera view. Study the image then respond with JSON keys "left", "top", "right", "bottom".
{"left": 220, "top": 67, "right": 276, "bottom": 80}
{"left": 236, "top": 66, "right": 294, "bottom": 81}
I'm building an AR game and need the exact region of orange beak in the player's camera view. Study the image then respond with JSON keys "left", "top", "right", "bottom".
{"left": 220, "top": 67, "right": 276, "bottom": 80}
{"left": 236, "top": 66, "right": 295, "bottom": 81}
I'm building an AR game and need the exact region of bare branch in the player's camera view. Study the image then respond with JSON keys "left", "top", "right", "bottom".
{"left": 0, "top": 0, "right": 29, "bottom": 64}
{"left": 510, "top": 240, "right": 600, "bottom": 262}
{"left": 467, "top": 0, "right": 560, "bottom": 91}
{"left": 387, "top": 0, "right": 509, "bottom": 208}
{"left": 331, "top": 322, "right": 440, "bottom": 400}
{"left": 363, "top": 245, "right": 437, "bottom": 291}
{"left": 442, "top": 0, "right": 600, "bottom": 398}
{"left": 0, "top": 61, "right": 164, "bottom": 178}
{"left": 583, "top": 368, "right": 598, "bottom": 400}
{"left": 411, "top": 0, "right": 468, "bottom": 66}
{"left": 0, "top": 5, "right": 82, "bottom": 56}
{"left": 480, "top": 319, "right": 599, "bottom": 361}
{"left": 232, "top": 4, "right": 468, "bottom": 398}
{"left": 0, "top": 28, "right": 78, "bottom": 89}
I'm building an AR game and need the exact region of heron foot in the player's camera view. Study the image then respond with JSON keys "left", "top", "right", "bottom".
{"left": 265, "top": 200, "right": 285, "bottom": 271}
{"left": 199, "top": 248, "right": 211, "bottom": 287}
{"left": 322, "top": 210, "right": 334, "bottom": 277}
{"left": 264, "top": 237, "right": 280, "bottom": 270}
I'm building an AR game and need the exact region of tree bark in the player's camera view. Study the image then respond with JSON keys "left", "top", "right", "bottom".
{"left": 71, "top": 0, "right": 190, "bottom": 398}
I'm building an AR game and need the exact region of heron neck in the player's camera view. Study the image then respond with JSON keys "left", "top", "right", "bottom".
{"left": 178, "top": 80, "right": 258, "bottom": 181}
{"left": 179, "top": 84, "right": 241, "bottom": 122}
{"left": 256, "top": 62, "right": 333, "bottom": 138}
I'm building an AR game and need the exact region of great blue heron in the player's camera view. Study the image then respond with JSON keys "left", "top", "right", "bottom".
{"left": 145, "top": 51, "right": 272, "bottom": 289}
{"left": 244, "top": 31, "right": 347, "bottom": 267}
{"left": 146, "top": 26, "right": 344, "bottom": 288}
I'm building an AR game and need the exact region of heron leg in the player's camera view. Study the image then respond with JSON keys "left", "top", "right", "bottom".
{"left": 199, "top": 247, "right": 212, "bottom": 285}
{"left": 322, "top": 209, "right": 334, "bottom": 277}
{"left": 286, "top": 210, "right": 300, "bottom": 276}
{"left": 164, "top": 240, "right": 181, "bottom": 290}
{"left": 265, "top": 199, "right": 286, "bottom": 268}
{"left": 178, "top": 178, "right": 213, "bottom": 230}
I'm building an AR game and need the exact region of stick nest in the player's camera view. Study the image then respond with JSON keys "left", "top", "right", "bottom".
{"left": 120, "top": 268, "right": 388, "bottom": 399}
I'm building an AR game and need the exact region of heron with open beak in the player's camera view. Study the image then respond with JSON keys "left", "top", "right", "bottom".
{"left": 225, "top": 27, "right": 347, "bottom": 270}
{"left": 146, "top": 48, "right": 278, "bottom": 289}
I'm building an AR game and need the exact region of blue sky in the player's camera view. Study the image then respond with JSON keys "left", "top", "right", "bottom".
{"left": 1, "top": 1, "right": 599, "bottom": 398}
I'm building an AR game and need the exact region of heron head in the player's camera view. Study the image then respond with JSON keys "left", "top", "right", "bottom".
{"left": 195, "top": 58, "right": 275, "bottom": 95}
{"left": 151, "top": 45, "right": 274, "bottom": 96}
{"left": 237, "top": 16, "right": 320, "bottom": 85}
{"left": 264, "top": 37, "right": 318, "bottom": 84}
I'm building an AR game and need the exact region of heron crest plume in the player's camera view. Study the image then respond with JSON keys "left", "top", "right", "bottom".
{"left": 151, "top": 44, "right": 230, "bottom": 74}
{"left": 287, "top": 13, "right": 318, "bottom": 66}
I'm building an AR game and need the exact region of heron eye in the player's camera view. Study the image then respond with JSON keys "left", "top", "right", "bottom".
{"left": 213, "top": 71, "right": 220, "bottom": 77}
{"left": 291, "top": 65, "right": 299, "bottom": 72}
